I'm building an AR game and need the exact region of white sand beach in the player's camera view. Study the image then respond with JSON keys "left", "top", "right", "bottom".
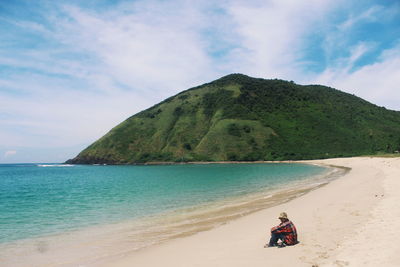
{"left": 97, "top": 157, "right": 400, "bottom": 267}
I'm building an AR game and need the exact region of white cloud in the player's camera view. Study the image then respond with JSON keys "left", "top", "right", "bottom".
{"left": 0, "top": 76, "right": 153, "bottom": 148}
{"left": 317, "top": 42, "right": 376, "bottom": 76}
{"left": 338, "top": 5, "right": 382, "bottom": 30}
{"left": 56, "top": 1, "right": 217, "bottom": 94}
{"left": 4, "top": 150, "right": 17, "bottom": 158}
{"left": 312, "top": 44, "right": 400, "bottom": 110}
{"left": 348, "top": 43, "right": 373, "bottom": 67}
{"left": 223, "top": 0, "right": 337, "bottom": 79}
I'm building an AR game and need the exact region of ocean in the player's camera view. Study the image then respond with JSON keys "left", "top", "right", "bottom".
{"left": 0, "top": 162, "right": 343, "bottom": 266}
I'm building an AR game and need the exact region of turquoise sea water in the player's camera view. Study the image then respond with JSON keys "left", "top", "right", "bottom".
{"left": 0, "top": 163, "right": 328, "bottom": 245}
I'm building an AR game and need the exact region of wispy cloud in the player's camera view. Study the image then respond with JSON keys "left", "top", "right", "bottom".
{"left": 313, "top": 43, "right": 400, "bottom": 109}
{"left": 4, "top": 150, "right": 17, "bottom": 158}
{"left": 218, "top": 0, "right": 337, "bottom": 79}
{"left": 338, "top": 5, "right": 382, "bottom": 30}
{"left": 55, "top": 1, "right": 218, "bottom": 93}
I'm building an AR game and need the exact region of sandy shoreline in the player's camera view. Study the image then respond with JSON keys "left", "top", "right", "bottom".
{"left": 96, "top": 157, "right": 400, "bottom": 267}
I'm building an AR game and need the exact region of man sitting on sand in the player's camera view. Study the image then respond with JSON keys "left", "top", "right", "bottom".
{"left": 265, "top": 212, "right": 298, "bottom": 248}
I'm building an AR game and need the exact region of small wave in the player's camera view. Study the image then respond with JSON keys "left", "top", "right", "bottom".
{"left": 37, "top": 164, "right": 75, "bottom": 167}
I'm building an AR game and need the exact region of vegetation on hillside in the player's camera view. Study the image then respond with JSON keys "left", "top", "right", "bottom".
{"left": 67, "top": 74, "right": 400, "bottom": 164}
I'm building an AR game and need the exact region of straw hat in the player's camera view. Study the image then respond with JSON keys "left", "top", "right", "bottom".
{"left": 279, "top": 212, "right": 288, "bottom": 219}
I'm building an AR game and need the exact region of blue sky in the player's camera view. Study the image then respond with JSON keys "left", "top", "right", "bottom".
{"left": 1, "top": 0, "right": 399, "bottom": 163}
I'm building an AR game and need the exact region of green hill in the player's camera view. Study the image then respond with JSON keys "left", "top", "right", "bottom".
{"left": 66, "top": 74, "right": 400, "bottom": 164}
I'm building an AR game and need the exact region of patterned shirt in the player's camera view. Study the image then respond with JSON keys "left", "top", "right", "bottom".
{"left": 271, "top": 220, "right": 298, "bottom": 245}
